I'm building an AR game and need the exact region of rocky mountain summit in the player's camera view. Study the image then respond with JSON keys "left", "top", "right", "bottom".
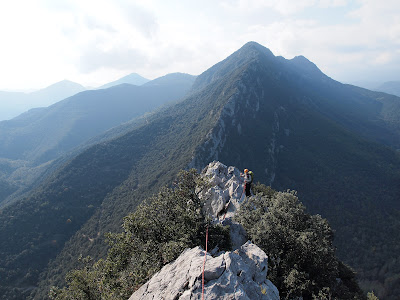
{"left": 130, "top": 161, "right": 280, "bottom": 300}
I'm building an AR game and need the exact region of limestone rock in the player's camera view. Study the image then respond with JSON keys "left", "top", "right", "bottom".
{"left": 198, "top": 161, "right": 246, "bottom": 220}
{"left": 198, "top": 161, "right": 249, "bottom": 250}
{"left": 129, "top": 241, "right": 279, "bottom": 300}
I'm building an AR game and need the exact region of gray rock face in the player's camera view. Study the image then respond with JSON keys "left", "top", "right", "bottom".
{"left": 129, "top": 241, "right": 279, "bottom": 300}
{"left": 198, "top": 161, "right": 249, "bottom": 249}
{"left": 198, "top": 161, "right": 247, "bottom": 221}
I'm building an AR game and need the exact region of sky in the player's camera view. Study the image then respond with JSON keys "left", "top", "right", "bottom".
{"left": 0, "top": 0, "right": 399, "bottom": 90}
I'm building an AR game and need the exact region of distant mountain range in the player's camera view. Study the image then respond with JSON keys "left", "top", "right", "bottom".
{"left": 0, "top": 73, "right": 195, "bottom": 209}
{"left": 98, "top": 73, "right": 150, "bottom": 89}
{"left": 0, "top": 73, "right": 152, "bottom": 121}
{"left": 374, "top": 81, "right": 400, "bottom": 97}
{"left": 0, "top": 73, "right": 195, "bottom": 164}
{"left": 0, "top": 42, "right": 399, "bottom": 299}
{"left": 0, "top": 80, "right": 86, "bottom": 121}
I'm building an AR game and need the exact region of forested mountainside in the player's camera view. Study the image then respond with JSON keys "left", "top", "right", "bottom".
{"left": 0, "top": 73, "right": 195, "bottom": 208}
{"left": 0, "top": 42, "right": 399, "bottom": 299}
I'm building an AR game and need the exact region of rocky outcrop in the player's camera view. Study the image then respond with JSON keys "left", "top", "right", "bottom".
{"left": 129, "top": 241, "right": 279, "bottom": 300}
{"left": 198, "top": 161, "right": 249, "bottom": 249}
{"left": 129, "top": 161, "right": 280, "bottom": 300}
{"left": 198, "top": 161, "right": 247, "bottom": 221}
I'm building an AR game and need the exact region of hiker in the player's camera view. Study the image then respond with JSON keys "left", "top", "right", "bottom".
{"left": 242, "top": 169, "right": 253, "bottom": 197}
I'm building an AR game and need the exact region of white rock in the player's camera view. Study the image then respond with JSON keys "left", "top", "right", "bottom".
{"left": 129, "top": 241, "right": 279, "bottom": 300}
{"left": 200, "top": 161, "right": 246, "bottom": 220}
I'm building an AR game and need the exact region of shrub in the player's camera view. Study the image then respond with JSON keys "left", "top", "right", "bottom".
{"left": 50, "top": 169, "right": 230, "bottom": 299}
{"left": 235, "top": 185, "right": 364, "bottom": 299}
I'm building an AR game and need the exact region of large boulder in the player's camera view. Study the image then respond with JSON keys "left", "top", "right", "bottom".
{"left": 129, "top": 241, "right": 279, "bottom": 300}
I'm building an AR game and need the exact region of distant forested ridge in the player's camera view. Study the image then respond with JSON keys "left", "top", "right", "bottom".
{"left": 0, "top": 73, "right": 195, "bottom": 208}
{"left": 0, "top": 80, "right": 86, "bottom": 121}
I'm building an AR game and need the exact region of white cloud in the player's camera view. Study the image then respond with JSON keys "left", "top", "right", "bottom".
{"left": 79, "top": 46, "right": 148, "bottom": 73}
{"left": 233, "top": 0, "right": 400, "bottom": 82}
{"left": 117, "top": 1, "right": 159, "bottom": 38}
{"left": 222, "top": 0, "right": 349, "bottom": 15}
{"left": 272, "top": 0, "right": 317, "bottom": 15}
{"left": 0, "top": 0, "right": 399, "bottom": 89}
{"left": 373, "top": 52, "right": 395, "bottom": 65}
{"left": 221, "top": 0, "right": 316, "bottom": 15}
{"left": 0, "top": 1, "right": 77, "bottom": 88}
{"left": 318, "top": 0, "right": 348, "bottom": 8}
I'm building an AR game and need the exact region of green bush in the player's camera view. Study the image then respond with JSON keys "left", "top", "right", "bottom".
{"left": 235, "top": 184, "right": 364, "bottom": 300}
{"left": 50, "top": 169, "right": 230, "bottom": 300}
{"left": 51, "top": 176, "right": 365, "bottom": 300}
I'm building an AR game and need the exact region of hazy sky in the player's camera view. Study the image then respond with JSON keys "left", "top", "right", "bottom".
{"left": 0, "top": 0, "right": 399, "bottom": 90}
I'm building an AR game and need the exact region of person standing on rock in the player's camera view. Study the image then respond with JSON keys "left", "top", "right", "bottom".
{"left": 242, "top": 169, "right": 253, "bottom": 197}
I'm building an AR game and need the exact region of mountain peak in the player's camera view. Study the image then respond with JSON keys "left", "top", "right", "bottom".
{"left": 192, "top": 41, "right": 328, "bottom": 92}
{"left": 229, "top": 41, "right": 276, "bottom": 65}
{"left": 192, "top": 42, "right": 276, "bottom": 91}
{"left": 99, "top": 73, "right": 150, "bottom": 89}
{"left": 239, "top": 41, "right": 275, "bottom": 57}
{"left": 42, "top": 80, "right": 85, "bottom": 90}
{"left": 289, "top": 55, "right": 323, "bottom": 76}
{"left": 119, "top": 72, "right": 149, "bottom": 82}
{"left": 30, "top": 80, "right": 86, "bottom": 102}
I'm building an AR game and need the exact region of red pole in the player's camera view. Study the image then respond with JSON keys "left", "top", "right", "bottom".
{"left": 201, "top": 226, "right": 208, "bottom": 300}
